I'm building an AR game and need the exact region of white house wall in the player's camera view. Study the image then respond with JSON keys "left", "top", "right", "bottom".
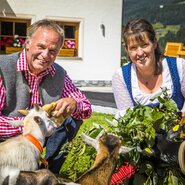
{"left": 0, "top": 0, "right": 122, "bottom": 83}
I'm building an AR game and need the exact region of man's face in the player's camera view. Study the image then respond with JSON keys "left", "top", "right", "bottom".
{"left": 25, "top": 27, "right": 61, "bottom": 75}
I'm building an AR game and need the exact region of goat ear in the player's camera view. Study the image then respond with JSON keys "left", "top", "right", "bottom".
{"left": 34, "top": 116, "right": 42, "bottom": 125}
{"left": 119, "top": 146, "right": 134, "bottom": 154}
{"left": 42, "top": 102, "right": 57, "bottom": 115}
{"left": 34, "top": 104, "right": 40, "bottom": 112}
{"left": 8, "top": 120, "right": 24, "bottom": 127}
{"left": 81, "top": 133, "right": 99, "bottom": 151}
{"left": 17, "top": 109, "right": 29, "bottom": 116}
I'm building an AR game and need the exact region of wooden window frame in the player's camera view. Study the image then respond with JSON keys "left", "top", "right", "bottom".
{"left": 0, "top": 17, "right": 31, "bottom": 54}
{"left": 56, "top": 21, "right": 79, "bottom": 57}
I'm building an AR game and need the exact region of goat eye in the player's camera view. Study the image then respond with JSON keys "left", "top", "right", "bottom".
{"left": 34, "top": 116, "right": 42, "bottom": 124}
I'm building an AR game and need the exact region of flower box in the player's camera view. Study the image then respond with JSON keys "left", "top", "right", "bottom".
{"left": 58, "top": 49, "right": 75, "bottom": 57}
{"left": 5, "top": 47, "right": 23, "bottom": 54}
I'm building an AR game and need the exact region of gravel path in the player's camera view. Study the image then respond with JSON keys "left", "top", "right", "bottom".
{"left": 92, "top": 105, "right": 118, "bottom": 115}
{"left": 80, "top": 87, "right": 118, "bottom": 115}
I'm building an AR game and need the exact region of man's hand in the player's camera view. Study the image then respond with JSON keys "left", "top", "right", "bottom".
{"left": 41, "top": 98, "right": 77, "bottom": 125}
{"left": 55, "top": 98, "right": 77, "bottom": 119}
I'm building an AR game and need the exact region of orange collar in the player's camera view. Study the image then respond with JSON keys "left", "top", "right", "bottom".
{"left": 24, "top": 134, "right": 43, "bottom": 153}
{"left": 24, "top": 134, "right": 48, "bottom": 167}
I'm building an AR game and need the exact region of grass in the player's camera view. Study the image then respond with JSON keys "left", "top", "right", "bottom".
{"left": 41, "top": 112, "right": 115, "bottom": 172}
{"left": 59, "top": 111, "right": 115, "bottom": 180}
{"left": 178, "top": 1, "right": 185, "bottom": 5}
{"left": 152, "top": 22, "right": 180, "bottom": 40}
{"left": 77, "top": 112, "right": 115, "bottom": 135}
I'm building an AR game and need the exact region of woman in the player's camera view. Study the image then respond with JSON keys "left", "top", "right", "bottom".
{"left": 112, "top": 18, "right": 185, "bottom": 113}
{"left": 111, "top": 18, "right": 185, "bottom": 184}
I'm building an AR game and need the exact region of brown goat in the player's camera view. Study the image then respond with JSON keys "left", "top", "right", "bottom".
{"left": 2, "top": 169, "right": 79, "bottom": 185}
{"left": 2, "top": 169, "right": 59, "bottom": 185}
{"left": 76, "top": 133, "right": 132, "bottom": 185}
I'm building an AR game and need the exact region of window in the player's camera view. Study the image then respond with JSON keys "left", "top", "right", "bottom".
{"left": 0, "top": 18, "right": 31, "bottom": 54}
{"left": 56, "top": 21, "right": 79, "bottom": 57}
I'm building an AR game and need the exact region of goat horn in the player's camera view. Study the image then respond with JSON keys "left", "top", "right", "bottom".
{"left": 178, "top": 140, "right": 185, "bottom": 175}
{"left": 18, "top": 104, "right": 40, "bottom": 115}
{"left": 42, "top": 102, "right": 57, "bottom": 115}
{"left": 119, "top": 145, "right": 134, "bottom": 154}
{"left": 81, "top": 133, "right": 98, "bottom": 151}
{"left": 17, "top": 109, "right": 29, "bottom": 116}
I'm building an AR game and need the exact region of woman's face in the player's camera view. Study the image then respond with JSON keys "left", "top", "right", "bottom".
{"left": 25, "top": 27, "right": 61, "bottom": 75}
{"left": 125, "top": 32, "right": 157, "bottom": 70}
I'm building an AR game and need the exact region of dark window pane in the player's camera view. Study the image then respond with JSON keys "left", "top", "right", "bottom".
{"left": 64, "top": 26, "right": 75, "bottom": 38}
{"left": 15, "top": 23, "right": 27, "bottom": 36}
{"left": 1, "top": 22, "right": 13, "bottom": 35}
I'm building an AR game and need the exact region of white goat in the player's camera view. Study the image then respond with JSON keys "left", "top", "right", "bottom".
{"left": 0, "top": 104, "right": 57, "bottom": 185}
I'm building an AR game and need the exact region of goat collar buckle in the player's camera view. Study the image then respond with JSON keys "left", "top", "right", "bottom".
{"left": 40, "top": 157, "right": 49, "bottom": 168}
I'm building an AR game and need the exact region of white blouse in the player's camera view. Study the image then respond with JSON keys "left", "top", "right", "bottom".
{"left": 112, "top": 57, "right": 185, "bottom": 112}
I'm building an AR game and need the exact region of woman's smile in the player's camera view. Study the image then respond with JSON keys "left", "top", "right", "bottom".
{"left": 137, "top": 56, "right": 146, "bottom": 62}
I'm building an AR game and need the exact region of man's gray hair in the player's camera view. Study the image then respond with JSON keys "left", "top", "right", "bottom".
{"left": 27, "top": 19, "right": 65, "bottom": 47}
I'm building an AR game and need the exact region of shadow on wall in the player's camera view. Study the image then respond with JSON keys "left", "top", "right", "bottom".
{"left": 82, "top": 91, "right": 117, "bottom": 108}
{"left": 0, "top": 0, "right": 16, "bottom": 17}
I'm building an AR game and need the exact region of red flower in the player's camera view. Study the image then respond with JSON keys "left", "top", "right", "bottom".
{"left": 1, "top": 35, "right": 25, "bottom": 48}
{"left": 0, "top": 41, "right": 4, "bottom": 46}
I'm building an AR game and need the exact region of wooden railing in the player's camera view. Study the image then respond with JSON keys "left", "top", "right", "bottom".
{"left": 164, "top": 42, "right": 185, "bottom": 58}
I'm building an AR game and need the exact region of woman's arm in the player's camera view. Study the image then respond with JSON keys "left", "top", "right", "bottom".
{"left": 178, "top": 58, "right": 185, "bottom": 112}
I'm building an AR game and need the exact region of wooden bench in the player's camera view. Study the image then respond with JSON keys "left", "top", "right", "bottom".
{"left": 164, "top": 42, "right": 185, "bottom": 58}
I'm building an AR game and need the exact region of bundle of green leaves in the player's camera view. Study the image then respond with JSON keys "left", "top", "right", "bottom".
{"left": 60, "top": 88, "right": 185, "bottom": 184}
{"left": 114, "top": 88, "right": 185, "bottom": 185}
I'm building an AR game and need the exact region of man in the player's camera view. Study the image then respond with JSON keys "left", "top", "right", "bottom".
{"left": 0, "top": 19, "right": 92, "bottom": 174}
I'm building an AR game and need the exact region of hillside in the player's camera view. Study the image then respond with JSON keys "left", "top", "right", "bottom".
{"left": 122, "top": 0, "right": 185, "bottom": 50}
{"left": 123, "top": 0, "right": 185, "bottom": 25}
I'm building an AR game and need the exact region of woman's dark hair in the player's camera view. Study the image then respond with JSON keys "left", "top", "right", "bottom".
{"left": 123, "top": 18, "right": 163, "bottom": 75}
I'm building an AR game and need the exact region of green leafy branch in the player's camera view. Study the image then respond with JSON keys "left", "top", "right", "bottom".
{"left": 60, "top": 88, "right": 185, "bottom": 184}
